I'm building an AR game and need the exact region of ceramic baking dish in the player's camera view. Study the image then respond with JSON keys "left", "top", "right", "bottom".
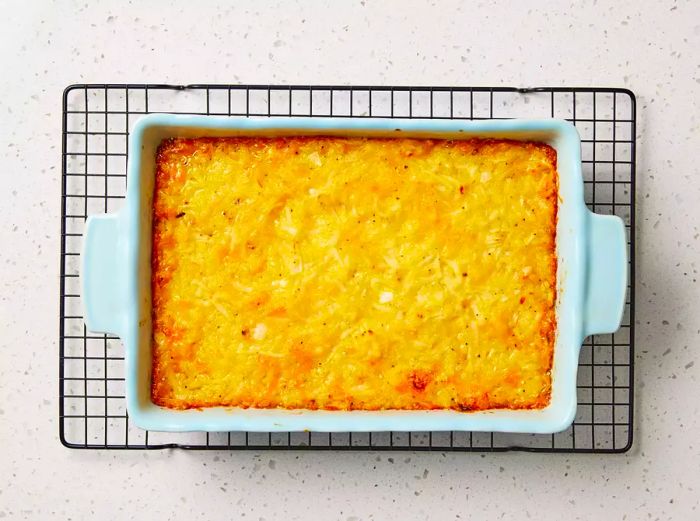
{"left": 81, "top": 114, "right": 627, "bottom": 433}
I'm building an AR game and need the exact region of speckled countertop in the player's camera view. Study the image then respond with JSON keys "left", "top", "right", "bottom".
{"left": 1, "top": 0, "right": 699, "bottom": 519}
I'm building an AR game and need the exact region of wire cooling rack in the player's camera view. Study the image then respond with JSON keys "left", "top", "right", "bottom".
{"left": 60, "top": 84, "right": 635, "bottom": 452}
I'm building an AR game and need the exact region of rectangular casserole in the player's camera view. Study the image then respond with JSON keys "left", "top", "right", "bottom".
{"left": 81, "top": 115, "right": 627, "bottom": 433}
{"left": 152, "top": 136, "right": 558, "bottom": 411}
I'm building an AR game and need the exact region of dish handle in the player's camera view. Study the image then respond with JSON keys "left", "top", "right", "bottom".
{"left": 583, "top": 210, "right": 628, "bottom": 339}
{"left": 81, "top": 212, "right": 128, "bottom": 337}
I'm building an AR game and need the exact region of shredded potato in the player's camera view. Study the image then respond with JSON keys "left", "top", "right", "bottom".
{"left": 151, "top": 137, "right": 557, "bottom": 411}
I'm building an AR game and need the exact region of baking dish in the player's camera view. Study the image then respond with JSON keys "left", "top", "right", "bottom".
{"left": 81, "top": 114, "right": 627, "bottom": 433}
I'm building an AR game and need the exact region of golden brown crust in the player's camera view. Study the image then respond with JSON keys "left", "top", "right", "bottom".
{"left": 151, "top": 137, "right": 558, "bottom": 411}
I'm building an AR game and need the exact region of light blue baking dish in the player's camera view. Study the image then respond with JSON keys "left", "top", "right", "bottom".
{"left": 81, "top": 114, "right": 627, "bottom": 433}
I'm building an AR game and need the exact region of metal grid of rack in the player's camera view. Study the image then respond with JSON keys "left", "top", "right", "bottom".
{"left": 60, "top": 84, "right": 635, "bottom": 452}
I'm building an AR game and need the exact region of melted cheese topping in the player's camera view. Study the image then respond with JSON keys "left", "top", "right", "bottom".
{"left": 151, "top": 137, "right": 558, "bottom": 411}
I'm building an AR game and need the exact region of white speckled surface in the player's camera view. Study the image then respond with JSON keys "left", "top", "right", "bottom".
{"left": 1, "top": 0, "right": 699, "bottom": 519}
